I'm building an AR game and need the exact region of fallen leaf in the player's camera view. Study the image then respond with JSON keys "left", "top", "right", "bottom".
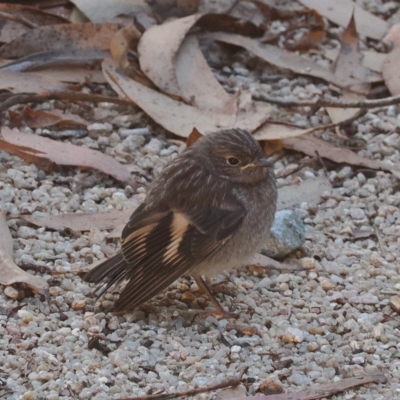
{"left": 382, "top": 47, "right": 400, "bottom": 95}
{"left": 324, "top": 49, "right": 386, "bottom": 75}
{"left": 1, "top": 49, "right": 106, "bottom": 73}
{"left": 0, "top": 22, "right": 121, "bottom": 58}
{"left": 0, "top": 127, "right": 135, "bottom": 185}
{"left": 176, "top": 34, "right": 235, "bottom": 112}
{"left": 138, "top": 14, "right": 202, "bottom": 97}
{"left": 205, "top": 32, "right": 360, "bottom": 90}
{"left": 21, "top": 207, "right": 136, "bottom": 232}
{"left": 298, "top": 0, "right": 388, "bottom": 40}
{"left": 32, "top": 67, "right": 107, "bottom": 84}
{"left": 283, "top": 134, "right": 400, "bottom": 176}
{"left": 0, "top": 211, "right": 48, "bottom": 294}
{"left": 0, "top": 3, "right": 69, "bottom": 28}
{"left": 326, "top": 13, "right": 370, "bottom": 124}
{"left": 69, "top": 0, "right": 152, "bottom": 23}
{"left": 103, "top": 60, "right": 260, "bottom": 137}
{"left": 110, "top": 25, "right": 142, "bottom": 71}
{"left": 0, "top": 70, "right": 68, "bottom": 93}
{"left": 253, "top": 122, "right": 337, "bottom": 141}
{"left": 186, "top": 127, "right": 203, "bottom": 147}
{"left": 0, "top": 20, "right": 30, "bottom": 44}
{"left": 9, "top": 107, "right": 89, "bottom": 129}
{"left": 285, "top": 10, "right": 326, "bottom": 51}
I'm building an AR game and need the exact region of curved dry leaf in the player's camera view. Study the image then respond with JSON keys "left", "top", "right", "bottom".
{"left": 298, "top": 0, "right": 388, "bottom": 40}
{"left": 283, "top": 135, "right": 400, "bottom": 176}
{"left": 70, "top": 0, "right": 152, "bottom": 23}
{"left": 0, "top": 127, "right": 135, "bottom": 185}
{"left": 138, "top": 13, "right": 202, "bottom": 97}
{"left": 382, "top": 47, "right": 400, "bottom": 95}
{"left": 0, "top": 3, "right": 68, "bottom": 27}
{"left": 102, "top": 58, "right": 235, "bottom": 136}
{"left": 0, "top": 23, "right": 121, "bottom": 58}
{"left": 22, "top": 207, "right": 136, "bottom": 233}
{"left": 0, "top": 212, "right": 48, "bottom": 293}
{"left": 1, "top": 49, "right": 106, "bottom": 73}
{"left": 110, "top": 25, "right": 141, "bottom": 70}
{"left": 176, "top": 35, "right": 234, "bottom": 111}
{"left": 253, "top": 122, "right": 335, "bottom": 140}
{"left": 327, "top": 13, "right": 369, "bottom": 124}
{"left": 0, "top": 70, "right": 67, "bottom": 93}
{"left": 9, "top": 107, "right": 89, "bottom": 129}
{"left": 205, "top": 32, "right": 360, "bottom": 90}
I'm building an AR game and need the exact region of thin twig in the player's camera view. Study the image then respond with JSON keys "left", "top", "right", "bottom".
{"left": 374, "top": 226, "right": 387, "bottom": 257}
{"left": 121, "top": 368, "right": 247, "bottom": 400}
{"left": 0, "top": 91, "right": 133, "bottom": 115}
{"left": 315, "top": 150, "right": 328, "bottom": 176}
{"left": 254, "top": 93, "right": 400, "bottom": 108}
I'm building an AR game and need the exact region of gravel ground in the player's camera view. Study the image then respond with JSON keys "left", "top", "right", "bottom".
{"left": 1, "top": 2, "right": 400, "bottom": 400}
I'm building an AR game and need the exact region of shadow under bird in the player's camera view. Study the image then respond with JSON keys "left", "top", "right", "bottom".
{"left": 84, "top": 128, "right": 277, "bottom": 318}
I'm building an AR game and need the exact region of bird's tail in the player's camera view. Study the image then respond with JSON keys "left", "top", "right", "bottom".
{"left": 83, "top": 253, "right": 127, "bottom": 298}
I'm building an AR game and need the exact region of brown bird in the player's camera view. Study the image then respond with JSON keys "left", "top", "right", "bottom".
{"left": 84, "top": 129, "right": 277, "bottom": 317}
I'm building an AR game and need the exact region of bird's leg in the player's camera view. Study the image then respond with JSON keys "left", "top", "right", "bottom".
{"left": 192, "top": 274, "right": 238, "bottom": 319}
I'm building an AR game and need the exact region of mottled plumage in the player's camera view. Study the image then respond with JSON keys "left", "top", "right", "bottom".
{"left": 84, "top": 129, "right": 277, "bottom": 315}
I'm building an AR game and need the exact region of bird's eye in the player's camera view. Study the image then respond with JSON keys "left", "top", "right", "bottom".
{"left": 227, "top": 157, "right": 240, "bottom": 166}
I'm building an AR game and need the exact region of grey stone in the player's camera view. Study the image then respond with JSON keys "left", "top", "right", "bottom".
{"left": 263, "top": 209, "right": 306, "bottom": 258}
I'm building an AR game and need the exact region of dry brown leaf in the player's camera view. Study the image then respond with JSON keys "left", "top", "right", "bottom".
{"left": 0, "top": 3, "right": 68, "bottom": 28}
{"left": 186, "top": 127, "right": 203, "bottom": 147}
{"left": 32, "top": 67, "right": 107, "bottom": 84}
{"left": 0, "top": 22, "right": 121, "bottom": 59}
{"left": 326, "top": 13, "right": 370, "bottom": 125}
{"left": 253, "top": 122, "right": 336, "bottom": 141}
{"left": 382, "top": 47, "right": 400, "bottom": 95}
{"left": 9, "top": 107, "right": 89, "bottom": 129}
{"left": 176, "top": 35, "right": 235, "bottom": 112}
{"left": 0, "top": 211, "right": 48, "bottom": 294}
{"left": 241, "top": 371, "right": 386, "bottom": 400}
{"left": 298, "top": 0, "right": 388, "bottom": 40}
{"left": 262, "top": 139, "right": 283, "bottom": 156}
{"left": 0, "top": 70, "right": 68, "bottom": 93}
{"left": 69, "top": 0, "right": 152, "bottom": 23}
{"left": 205, "top": 32, "right": 360, "bottom": 90}
{"left": 284, "top": 10, "right": 325, "bottom": 51}
{"left": 110, "top": 25, "right": 141, "bottom": 71}
{"left": 283, "top": 135, "right": 400, "bottom": 176}
{"left": 0, "top": 127, "right": 135, "bottom": 185}
{"left": 0, "top": 20, "right": 30, "bottom": 44}
{"left": 138, "top": 14, "right": 202, "bottom": 97}
{"left": 103, "top": 58, "right": 232, "bottom": 135}
{"left": 324, "top": 49, "right": 385, "bottom": 75}
{"left": 21, "top": 207, "right": 136, "bottom": 233}
{"left": 1, "top": 49, "right": 106, "bottom": 73}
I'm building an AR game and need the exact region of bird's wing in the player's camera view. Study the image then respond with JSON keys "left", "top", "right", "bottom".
{"left": 114, "top": 203, "right": 246, "bottom": 310}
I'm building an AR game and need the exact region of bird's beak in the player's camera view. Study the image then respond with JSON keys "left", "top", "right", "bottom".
{"left": 240, "top": 157, "right": 273, "bottom": 171}
{"left": 254, "top": 157, "right": 273, "bottom": 168}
